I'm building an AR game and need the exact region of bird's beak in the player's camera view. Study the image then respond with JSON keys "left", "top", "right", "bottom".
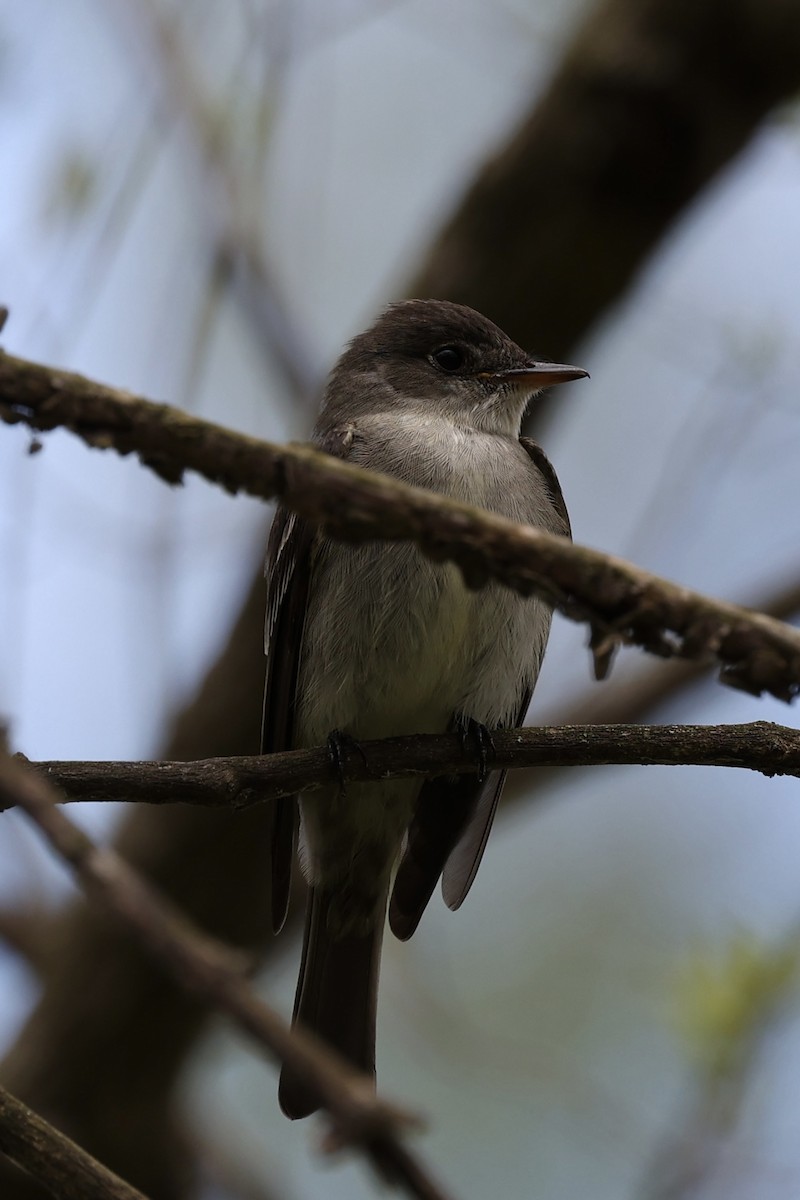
{"left": 478, "top": 362, "right": 589, "bottom": 389}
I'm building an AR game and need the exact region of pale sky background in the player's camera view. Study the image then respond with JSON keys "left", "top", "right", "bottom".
{"left": 1, "top": 2, "right": 800, "bottom": 1198}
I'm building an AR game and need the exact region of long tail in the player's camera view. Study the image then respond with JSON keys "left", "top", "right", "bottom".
{"left": 279, "top": 885, "right": 385, "bottom": 1119}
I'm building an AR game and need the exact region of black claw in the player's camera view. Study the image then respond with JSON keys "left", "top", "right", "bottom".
{"left": 326, "top": 729, "right": 368, "bottom": 790}
{"left": 456, "top": 717, "right": 496, "bottom": 784}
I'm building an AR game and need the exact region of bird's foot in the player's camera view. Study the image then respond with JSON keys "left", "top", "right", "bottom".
{"left": 326, "top": 729, "right": 369, "bottom": 791}
{"left": 455, "top": 717, "right": 496, "bottom": 784}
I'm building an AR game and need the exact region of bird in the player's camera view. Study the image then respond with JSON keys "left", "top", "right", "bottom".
{"left": 262, "top": 298, "right": 587, "bottom": 1117}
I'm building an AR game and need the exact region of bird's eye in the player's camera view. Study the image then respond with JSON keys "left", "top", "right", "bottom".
{"left": 431, "top": 345, "right": 464, "bottom": 373}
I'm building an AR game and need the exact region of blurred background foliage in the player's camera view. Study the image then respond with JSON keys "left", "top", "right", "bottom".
{"left": 1, "top": 0, "right": 800, "bottom": 1197}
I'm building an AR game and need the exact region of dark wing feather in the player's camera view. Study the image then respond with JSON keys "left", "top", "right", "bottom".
{"left": 389, "top": 763, "right": 484, "bottom": 941}
{"left": 519, "top": 437, "right": 571, "bottom": 538}
{"left": 262, "top": 508, "right": 314, "bottom": 933}
{"left": 439, "top": 755, "right": 522, "bottom": 913}
{"left": 262, "top": 424, "right": 357, "bottom": 933}
{"left": 389, "top": 438, "right": 570, "bottom": 937}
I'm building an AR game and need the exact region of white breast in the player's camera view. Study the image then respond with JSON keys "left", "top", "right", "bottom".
{"left": 296, "top": 413, "right": 559, "bottom": 747}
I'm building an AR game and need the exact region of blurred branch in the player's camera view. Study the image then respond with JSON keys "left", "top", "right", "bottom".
{"left": 3, "top": 350, "right": 800, "bottom": 702}
{"left": 0, "top": 747, "right": 455, "bottom": 1200}
{"left": 416, "top": 0, "right": 800, "bottom": 378}
{"left": 14, "top": 722, "right": 800, "bottom": 811}
{"left": 0, "top": 907, "right": 57, "bottom": 973}
{"left": 0, "top": 572, "right": 274, "bottom": 1200}
{"left": 107, "top": 0, "right": 321, "bottom": 400}
{"left": 0, "top": 1083, "right": 146, "bottom": 1200}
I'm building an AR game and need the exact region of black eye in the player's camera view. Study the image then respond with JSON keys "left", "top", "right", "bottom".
{"left": 431, "top": 345, "right": 464, "bottom": 373}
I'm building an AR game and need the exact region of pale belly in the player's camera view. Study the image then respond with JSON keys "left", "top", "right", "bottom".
{"left": 296, "top": 539, "right": 550, "bottom": 749}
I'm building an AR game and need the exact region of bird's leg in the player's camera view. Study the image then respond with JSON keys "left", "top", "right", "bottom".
{"left": 326, "top": 729, "right": 369, "bottom": 791}
{"left": 455, "top": 716, "right": 496, "bottom": 784}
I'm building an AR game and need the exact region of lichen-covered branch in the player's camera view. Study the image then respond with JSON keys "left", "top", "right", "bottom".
{"left": 2, "top": 348, "right": 800, "bottom": 701}
{"left": 10, "top": 722, "right": 800, "bottom": 813}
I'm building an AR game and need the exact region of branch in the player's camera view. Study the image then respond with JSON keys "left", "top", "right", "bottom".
{"left": 0, "top": 747, "right": 455, "bottom": 1200}
{"left": 0, "top": 1083, "right": 146, "bottom": 1200}
{"left": 2, "top": 349, "right": 800, "bottom": 702}
{"left": 550, "top": 576, "right": 800, "bottom": 726}
{"left": 11, "top": 723, "right": 800, "bottom": 812}
{"left": 0, "top": 570, "right": 273, "bottom": 1200}
{"left": 495, "top": 576, "right": 800, "bottom": 815}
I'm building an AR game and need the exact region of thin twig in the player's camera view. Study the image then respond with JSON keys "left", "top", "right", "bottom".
{"left": 0, "top": 1083, "right": 147, "bottom": 1200}
{"left": 2, "top": 349, "right": 800, "bottom": 702}
{"left": 9, "top": 722, "right": 800, "bottom": 813}
{"left": 0, "top": 747, "right": 456, "bottom": 1200}
{"left": 106, "top": 0, "right": 321, "bottom": 400}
